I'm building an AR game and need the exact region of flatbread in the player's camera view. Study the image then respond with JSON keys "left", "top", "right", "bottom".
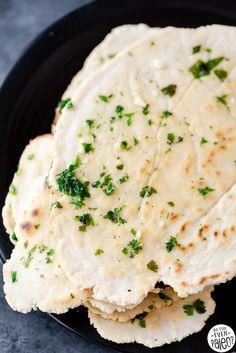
{"left": 86, "top": 287, "right": 178, "bottom": 322}
{"left": 50, "top": 25, "right": 236, "bottom": 306}
{"left": 89, "top": 286, "right": 215, "bottom": 348}
{"left": 2, "top": 134, "right": 53, "bottom": 237}
{"left": 53, "top": 24, "right": 154, "bottom": 128}
{"left": 3, "top": 184, "right": 88, "bottom": 314}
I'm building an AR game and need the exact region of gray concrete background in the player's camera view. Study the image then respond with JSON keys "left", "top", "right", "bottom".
{"left": 0, "top": 1, "right": 112, "bottom": 352}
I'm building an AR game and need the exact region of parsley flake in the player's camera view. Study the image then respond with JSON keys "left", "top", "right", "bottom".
{"left": 200, "top": 137, "right": 208, "bottom": 146}
{"left": 165, "top": 235, "right": 180, "bottom": 252}
{"left": 82, "top": 143, "right": 94, "bottom": 153}
{"left": 198, "top": 186, "right": 215, "bottom": 197}
{"left": 214, "top": 69, "right": 227, "bottom": 81}
{"left": 216, "top": 94, "right": 229, "bottom": 108}
{"left": 147, "top": 260, "right": 158, "bottom": 272}
{"left": 9, "top": 183, "right": 17, "bottom": 195}
{"left": 27, "top": 153, "right": 35, "bottom": 160}
{"left": 104, "top": 207, "right": 126, "bottom": 225}
{"left": 99, "top": 94, "right": 113, "bottom": 103}
{"left": 161, "top": 84, "right": 177, "bottom": 97}
{"left": 50, "top": 201, "right": 63, "bottom": 209}
{"left": 140, "top": 186, "right": 157, "bottom": 198}
{"left": 142, "top": 104, "right": 150, "bottom": 115}
{"left": 58, "top": 98, "right": 73, "bottom": 113}
{"left": 161, "top": 111, "right": 172, "bottom": 119}
{"left": 122, "top": 239, "right": 143, "bottom": 259}
{"left": 189, "top": 57, "right": 224, "bottom": 79}
{"left": 120, "top": 141, "right": 131, "bottom": 151}
{"left": 11, "top": 271, "right": 17, "bottom": 283}
{"left": 74, "top": 213, "right": 95, "bottom": 232}
{"left": 95, "top": 249, "right": 104, "bottom": 256}
{"left": 192, "top": 45, "right": 201, "bottom": 54}
{"left": 183, "top": 299, "right": 206, "bottom": 316}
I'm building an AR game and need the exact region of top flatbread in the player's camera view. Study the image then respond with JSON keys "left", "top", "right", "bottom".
{"left": 53, "top": 24, "right": 154, "bottom": 128}
{"left": 50, "top": 25, "right": 236, "bottom": 306}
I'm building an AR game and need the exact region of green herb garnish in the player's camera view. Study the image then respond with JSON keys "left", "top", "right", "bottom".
{"left": 142, "top": 104, "right": 150, "bottom": 115}
{"left": 183, "top": 299, "right": 206, "bottom": 316}
{"left": 74, "top": 213, "right": 95, "bottom": 232}
{"left": 82, "top": 143, "right": 94, "bottom": 153}
{"left": 9, "top": 183, "right": 17, "bottom": 195}
{"left": 58, "top": 98, "right": 73, "bottom": 113}
{"left": 214, "top": 69, "right": 227, "bottom": 81}
{"left": 140, "top": 186, "right": 157, "bottom": 198}
{"left": 147, "top": 260, "right": 158, "bottom": 272}
{"left": 200, "top": 137, "right": 208, "bottom": 146}
{"left": 161, "top": 111, "right": 172, "bottom": 119}
{"left": 161, "top": 84, "right": 177, "bottom": 97}
{"left": 50, "top": 201, "right": 63, "bottom": 209}
{"left": 158, "top": 292, "right": 172, "bottom": 302}
{"left": 104, "top": 207, "right": 126, "bottom": 225}
{"left": 99, "top": 94, "right": 113, "bottom": 103}
{"left": 123, "top": 239, "right": 143, "bottom": 259}
{"left": 189, "top": 57, "right": 224, "bottom": 79}
{"left": 192, "top": 45, "right": 201, "bottom": 54}
{"left": 27, "top": 153, "right": 35, "bottom": 160}
{"left": 119, "top": 174, "right": 129, "bottom": 184}
{"left": 216, "top": 94, "right": 228, "bottom": 108}
{"left": 198, "top": 186, "right": 215, "bottom": 197}
{"left": 11, "top": 271, "right": 17, "bottom": 283}
{"left": 11, "top": 232, "right": 18, "bottom": 242}
{"left": 116, "top": 164, "right": 124, "bottom": 170}
{"left": 165, "top": 235, "right": 180, "bottom": 252}
{"left": 167, "top": 201, "right": 175, "bottom": 207}
{"left": 120, "top": 141, "right": 131, "bottom": 151}
{"left": 95, "top": 249, "right": 104, "bottom": 256}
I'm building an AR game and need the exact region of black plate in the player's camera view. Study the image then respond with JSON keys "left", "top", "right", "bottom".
{"left": 0, "top": 0, "right": 236, "bottom": 352}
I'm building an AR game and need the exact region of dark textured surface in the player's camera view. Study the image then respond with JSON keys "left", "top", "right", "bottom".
{"left": 0, "top": 1, "right": 111, "bottom": 352}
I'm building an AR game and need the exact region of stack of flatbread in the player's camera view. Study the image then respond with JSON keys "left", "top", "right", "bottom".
{"left": 3, "top": 23, "right": 236, "bottom": 348}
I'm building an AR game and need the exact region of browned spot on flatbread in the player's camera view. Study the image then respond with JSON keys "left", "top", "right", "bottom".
{"left": 198, "top": 273, "right": 220, "bottom": 284}
{"left": 20, "top": 222, "right": 34, "bottom": 235}
{"left": 230, "top": 225, "right": 235, "bottom": 232}
{"left": 214, "top": 230, "right": 218, "bottom": 237}
{"left": 31, "top": 209, "right": 39, "bottom": 217}
{"left": 174, "top": 260, "right": 184, "bottom": 273}
{"left": 222, "top": 230, "right": 227, "bottom": 238}
{"left": 170, "top": 213, "right": 179, "bottom": 221}
{"left": 180, "top": 222, "right": 189, "bottom": 234}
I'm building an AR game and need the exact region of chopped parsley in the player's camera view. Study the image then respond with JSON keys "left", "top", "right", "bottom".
{"left": 122, "top": 239, "right": 143, "bottom": 259}
{"left": 140, "top": 186, "right": 157, "bottom": 198}
{"left": 147, "top": 260, "right": 158, "bottom": 272}
{"left": 82, "top": 143, "right": 94, "bottom": 153}
{"left": 161, "top": 84, "right": 177, "bottom": 97}
{"left": 192, "top": 45, "right": 201, "bottom": 54}
{"left": 161, "top": 111, "right": 172, "bottom": 119}
{"left": 50, "top": 201, "right": 63, "bottom": 209}
{"left": 11, "top": 271, "right": 17, "bottom": 283}
{"left": 34, "top": 224, "right": 40, "bottom": 230}
{"left": 119, "top": 174, "right": 129, "bottom": 184}
{"left": 189, "top": 57, "right": 224, "bottom": 79}
{"left": 74, "top": 213, "right": 95, "bottom": 232}
{"left": 86, "top": 119, "right": 94, "bottom": 129}
{"left": 165, "top": 235, "right": 180, "bottom": 252}
{"left": 56, "top": 156, "right": 90, "bottom": 208}
{"left": 95, "top": 249, "right": 104, "bottom": 256}
{"left": 98, "top": 94, "right": 113, "bottom": 103}
{"left": 58, "top": 98, "right": 73, "bottom": 113}
{"left": 198, "top": 186, "right": 215, "bottom": 197}
{"left": 166, "top": 133, "right": 183, "bottom": 145}
{"left": 104, "top": 207, "right": 126, "bottom": 225}
{"left": 131, "top": 312, "right": 148, "bottom": 328}
{"left": 158, "top": 292, "right": 172, "bottom": 302}
{"left": 216, "top": 94, "right": 229, "bottom": 108}
{"left": 167, "top": 201, "right": 175, "bottom": 207}
{"left": 183, "top": 299, "right": 206, "bottom": 316}
{"left": 133, "top": 137, "right": 140, "bottom": 146}
{"left": 142, "top": 104, "right": 150, "bottom": 115}
{"left": 214, "top": 69, "right": 227, "bottom": 81}
{"left": 11, "top": 232, "right": 18, "bottom": 242}
{"left": 124, "top": 112, "right": 135, "bottom": 126}
{"left": 120, "top": 140, "right": 131, "bottom": 151}
{"left": 92, "top": 173, "right": 115, "bottom": 196}
{"left": 9, "top": 183, "right": 17, "bottom": 195}
{"left": 200, "top": 137, "right": 208, "bottom": 146}
{"left": 116, "top": 105, "right": 124, "bottom": 116}
{"left": 27, "top": 153, "right": 35, "bottom": 160}
{"left": 45, "top": 248, "right": 55, "bottom": 264}
{"left": 22, "top": 245, "right": 37, "bottom": 268}
{"left": 116, "top": 163, "right": 124, "bottom": 170}
{"left": 148, "top": 119, "right": 153, "bottom": 126}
